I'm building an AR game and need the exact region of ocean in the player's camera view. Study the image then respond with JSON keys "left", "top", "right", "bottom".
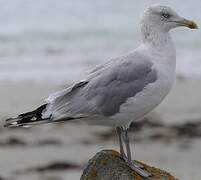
{"left": 0, "top": 0, "right": 200, "bottom": 84}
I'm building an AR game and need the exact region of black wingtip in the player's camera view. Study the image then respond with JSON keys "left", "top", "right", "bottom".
{"left": 4, "top": 117, "right": 22, "bottom": 128}
{"left": 4, "top": 104, "right": 48, "bottom": 128}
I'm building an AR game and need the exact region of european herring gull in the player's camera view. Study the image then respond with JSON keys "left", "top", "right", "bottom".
{"left": 4, "top": 5, "right": 198, "bottom": 177}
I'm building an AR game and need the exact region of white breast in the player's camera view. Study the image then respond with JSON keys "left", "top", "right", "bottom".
{"left": 111, "top": 44, "right": 176, "bottom": 129}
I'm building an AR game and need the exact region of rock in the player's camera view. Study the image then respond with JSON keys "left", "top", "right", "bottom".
{"left": 80, "top": 150, "right": 177, "bottom": 180}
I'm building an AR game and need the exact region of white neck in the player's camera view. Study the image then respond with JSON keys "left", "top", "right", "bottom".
{"left": 141, "top": 23, "right": 176, "bottom": 56}
{"left": 140, "top": 24, "right": 176, "bottom": 73}
{"left": 141, "top": 24, "right": 171, "bottom": 46}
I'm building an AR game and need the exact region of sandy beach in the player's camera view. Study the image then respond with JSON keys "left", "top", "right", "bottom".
{"left": 0, "top": 79, "right": 201, "bottom": 180}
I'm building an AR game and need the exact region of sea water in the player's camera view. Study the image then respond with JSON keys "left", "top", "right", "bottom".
{"left": 0, "top": 0, "right": 200, "bottom": 84}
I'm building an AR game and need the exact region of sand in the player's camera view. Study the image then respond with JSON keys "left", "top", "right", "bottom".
{"left": 0, "top": 79, "right": 201, "bottom": 180}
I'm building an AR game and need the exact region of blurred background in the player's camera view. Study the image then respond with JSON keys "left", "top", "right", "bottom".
{"left": 0, "top": 0, "right": 201, "bottom": 179}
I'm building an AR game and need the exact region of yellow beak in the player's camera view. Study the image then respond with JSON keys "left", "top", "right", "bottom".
{"left": 178, "top": 18, "right": 198, "bottom": 29}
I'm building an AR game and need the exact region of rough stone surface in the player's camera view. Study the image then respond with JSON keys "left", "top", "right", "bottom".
{"left": 80, "top": 150, "right": 178, "bottom": 180}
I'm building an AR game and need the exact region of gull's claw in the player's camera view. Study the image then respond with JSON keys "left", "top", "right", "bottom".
{"left": 121, "top": 155, "right": 144, "bottom": 168}
{"left": 128, "top": 161, "right": 152, "bottom": 178}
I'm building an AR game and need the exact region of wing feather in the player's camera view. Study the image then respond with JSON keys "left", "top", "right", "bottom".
{"left": 43, "top": 52, "right": 157, "bottom": 120}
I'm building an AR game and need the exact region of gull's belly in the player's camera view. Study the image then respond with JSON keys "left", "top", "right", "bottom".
{"left": 111, "top": 71, "right": 175, "bottom": 129}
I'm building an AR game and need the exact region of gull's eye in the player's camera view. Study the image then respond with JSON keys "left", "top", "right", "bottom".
{"left": 161, "top": 12, "right": 170, "bottom": 19}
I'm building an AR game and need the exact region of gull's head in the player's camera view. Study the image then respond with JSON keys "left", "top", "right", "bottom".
{"left": 141, "top": 5, "right": 198, "bottom": 33}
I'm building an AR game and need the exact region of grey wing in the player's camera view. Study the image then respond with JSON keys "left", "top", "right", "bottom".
{"left": 43, "top": 54, "right": 157, "bottom": 120}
